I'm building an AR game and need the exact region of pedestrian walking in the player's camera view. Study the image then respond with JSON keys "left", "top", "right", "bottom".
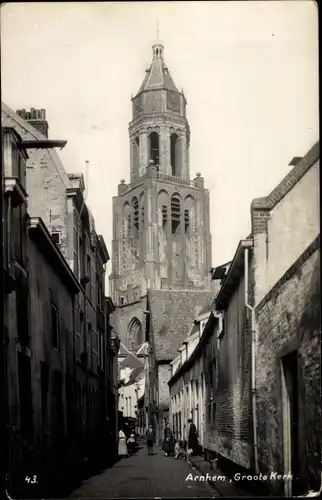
{"left": 162, "top": 422, "right": 174, "bottom": 457}
{"left": 118, "top": 428, "right": 128, "bottom": 458}
{"left": 145, "top": 425, "right": 154, "bottom": 455}
{"left": 187, "top": 419, "right": 198, "bottom": 456}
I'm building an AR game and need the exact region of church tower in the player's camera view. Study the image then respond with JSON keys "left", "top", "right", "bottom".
{"left": 110, "top": 39, "right": 212, "bottom": 350}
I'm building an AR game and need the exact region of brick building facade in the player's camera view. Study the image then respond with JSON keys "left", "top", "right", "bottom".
{"left": 2, "top": 127, "right": 80, "bottom": 496}
{"left": 168, "top": 303, "right": 215, "bottom": 448}
{"left": 146, "top": 289, "right": 212, "bottom": 442}
{"left": 213, "top": 241, "right": 254, "bottom": 470}
{"left": 1, "top": 108, "right": 120, "bottom": 495}
{"left": 252, "top": 143, "right": 320, "bottom": 496}
{"left": 206, "top": 142, "right": 320, "bottom": 497}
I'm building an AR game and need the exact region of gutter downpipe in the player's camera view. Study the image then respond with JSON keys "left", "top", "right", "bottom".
{"left": 244, "top": 246, "right": 259, "bottom": 474}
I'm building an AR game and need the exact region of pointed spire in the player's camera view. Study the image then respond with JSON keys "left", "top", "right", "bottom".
{"left": 136, "top": 34, "right": 179, "bottom": 94}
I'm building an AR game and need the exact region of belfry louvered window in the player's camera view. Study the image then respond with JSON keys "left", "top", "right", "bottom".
{"left": 184, "top": 209, "right": 190, "bottom": 232}
{"left": 133, "top": 198, "right": 139, "bottom": 230}
{"left": 171, "top": 196, "right": 181, "bottom": 234}
{"left": 162, "top": 205, "right": 168, "bottom": 227}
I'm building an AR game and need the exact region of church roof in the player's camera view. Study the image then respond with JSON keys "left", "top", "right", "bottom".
{"left": 148, "top": 289, "right": 213, "bottom": 361}
{"left": 137, "top": 43, "right": 179, "bottom": 94}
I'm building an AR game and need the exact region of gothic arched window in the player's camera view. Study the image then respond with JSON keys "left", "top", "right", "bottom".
{"left": 132, "top": 197, "right": 139, "bottom": 231}
{"left": 149, "top": 132, "right": 159, "bottom": 170}
{"left": 128, "top": 317, "right": 143, "bottom": 351}
{"left": 171, "top": 194, "right": 181, "bottom": 234}
{"left": 170, "top": 133, "right": 178, "bottom": 176}
{"left": 184, "top": 195, "right": 195, "bottom": 235}
{"left": 134, "top": 136, "right": 140, "bottom": 176}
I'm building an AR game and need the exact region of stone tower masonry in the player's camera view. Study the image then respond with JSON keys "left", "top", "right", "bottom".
{"left": 110, "top": 40, "right": 212, "bottom": 350}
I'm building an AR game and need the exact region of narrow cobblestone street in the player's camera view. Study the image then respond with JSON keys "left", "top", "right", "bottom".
{"left": 69, "top": 443, "right": 217, "bottom": 498}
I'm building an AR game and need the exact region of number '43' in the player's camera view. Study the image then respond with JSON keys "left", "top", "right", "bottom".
{"left": 25, "top": 475, "right": 37, "bottom": 484}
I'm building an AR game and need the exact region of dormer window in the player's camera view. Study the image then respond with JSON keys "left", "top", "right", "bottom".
{"left": 51, "top": 232, "right": 61, "bottom": 245}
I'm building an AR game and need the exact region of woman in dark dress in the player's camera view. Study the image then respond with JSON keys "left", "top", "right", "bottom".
{"left": 162, "top": 423, "right": 174, "bottom": 457}
{"left": 188, "top": 419, "right": 198, "bottom": 455}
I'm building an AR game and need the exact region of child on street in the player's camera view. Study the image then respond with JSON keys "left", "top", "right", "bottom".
{"left": 145, "top": 425, "right": 154, "bottom": 456}
{"left": 174, "top": 438, "right": 184, "bottom": 459}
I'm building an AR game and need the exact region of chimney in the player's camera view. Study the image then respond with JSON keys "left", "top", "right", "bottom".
{"left": 16, "top": 107, "right": 49, "bottom": 137}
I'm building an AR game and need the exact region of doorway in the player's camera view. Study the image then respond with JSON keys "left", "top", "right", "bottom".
{"left": 281, "top": 350, "right": 300, "bottom": 497}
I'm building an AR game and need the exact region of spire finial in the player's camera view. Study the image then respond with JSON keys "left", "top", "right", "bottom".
{"left": 156, "top": 21, "right": 160, "bottom": 41}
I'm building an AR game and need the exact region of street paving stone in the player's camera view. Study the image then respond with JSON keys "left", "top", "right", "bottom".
{"left": 69, "top": 444, "right": 218, "bottom": 498}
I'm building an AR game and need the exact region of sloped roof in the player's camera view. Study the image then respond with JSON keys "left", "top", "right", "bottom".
{"left": 119, "top": 352, "right": 144, "bottom": 370}
{"left": 196, "top": 299, "right": 214, "bottom": 318}
{"left": 188, "top": 322, "right": 199, "bottom": 338}
{"left": 118, "top": 342, "right": 131, "bottom": 356}
{"left": 124, "top": 366, "right": 144, "bottom": 386}
{"left": 138, "top": 44, "right": 179, "bottom": 94}
{"left": 136, "top": 342, "right": 148, "bottom": 356}
{"left": 251, "top": 142, "right": 319, "bottom": 212}
{"left": 148, "top": 289, "right": 213, "bottom": 361}
{"left": 1, "top": 102, "right": 72, "bottom": 190}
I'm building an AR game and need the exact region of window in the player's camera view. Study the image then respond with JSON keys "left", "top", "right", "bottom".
{"left": 184, "top": 209, "right": 190, "bottom": 233}
{"left": 79, "top": 237, "right": 84, "bottom": 278}
{"left": 76, "top": 310, "right": 83, "bottom": 361}
{"left": 149, "top": 132, "right": 159, "bottom": 167}
{"left": 162, "top": 205, "right": 168, "bottom": 228}
{"left": 170, "top": 133, "right": 180, "bottom": 176}
{"left": 73, "top": 213, "right": 79, "bottom": 279}
{"left": 97, "top": 274, "right": 102, "bottom": 309}
{"left": 91, "top": 260, "right": 96, "bottom": 303}
{"left": 51, "top": 303, "right": 59, "bottom": 349}
{"left": 91, "top": 329, "right": 98, "bottom": 372}
{"left": 51, "top": 232, "right": 61, "bottom": 245}
{"left": 12, "top": 204, "right": 26, "bottom": 265}
{"left": 87, "top": 255, "right": 91, "bottom": 298}
{"left": 99, "top": 332, "right": 104, "bottom": 369}
{"left": 133, "top": 197, "right": 139, "bottom": 231}
{"left": 207, "top": 403, "right": 212, "bottom": 424}
{"left": 171, "top": 195, "right": 181, "bottom": 234}
{"left": 16, "top": 266, "right": 29, "bottom": 346}
{"left": 212, "top": 401, "right": 216, "bottom": 425}
{"left": 120, "top": 296, "right": 125, "bottom": 306}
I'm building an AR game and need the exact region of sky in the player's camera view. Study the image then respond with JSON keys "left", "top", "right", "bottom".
{"left": 1, "top": 1, "right": 319, "bottom": 280}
